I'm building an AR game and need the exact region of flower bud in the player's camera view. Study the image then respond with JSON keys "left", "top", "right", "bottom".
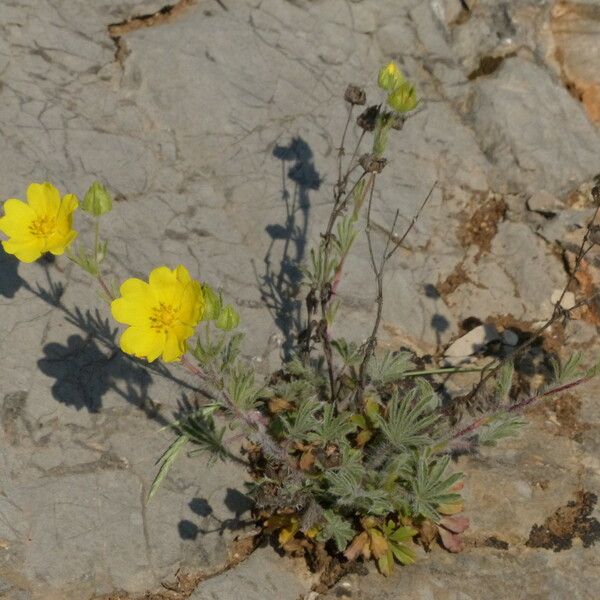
{"left": 202, "top": 284, "right": 222, "bottom": 320}
{"left": 82, "top": 181, "right": 113, "bottom": 216}
{"left": 216, "top": 305, "right": 240, "bottom": 331}
{"left": 388, "top": 82, "right": 418, "bottom": 113}
{"left": 378, "top": 62, "right": 404, "bottom": 92}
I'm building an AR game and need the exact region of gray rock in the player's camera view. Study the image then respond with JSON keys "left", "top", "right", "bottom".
{"left": 468, "top": 58, "right": 600, "bottom": 195}
{"left": 444, "top": 324, "right": 500, "bottom": 359}
{"left": 527, "top": 190, "right": 564, "bottom": 215}
{"left": 0, "top": 0, "right": 599, "bottom": 598}
{"left": 189, "top": 547, "right": 312, "bottom": 600}
{"left": 501, "top": 329, "right": 519, "bottom": 346}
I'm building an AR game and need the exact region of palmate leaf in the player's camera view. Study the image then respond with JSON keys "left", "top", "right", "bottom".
{"left": 316, "top": 509, "right": 356, "bottom": 551}
{"left": 307, "top": 404, "right": 357, "bottom": 445}
{"left": 478, "top": 412, "right": 526, "bottom": 446}
{"left": 281, "top": 398, "right": 319, "bottom": 441}
{"left": 179, "top": 412, "right": 229, "bottom": 463}
{"left": 407, "top": 451, "right": 462, "bottom": 522}
{"left": 226, "top": 365, "right": 264, "bottom": 411}
{"left": 325, "top": 466, "right": 394, "bottom": 515}
{"left": 549, "top": 351, "right": 584, "bottom": 385}
{"left": 367, "top": 351, "right": 414, "bottom": 386}
{"left": 331, "top": 338, "right": 362, "bottom": 366}
{"left": 373, "top": 388, "right": 438, "bottom": 452}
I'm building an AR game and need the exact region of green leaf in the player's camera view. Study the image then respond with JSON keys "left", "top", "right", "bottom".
{"left": 216, "top": 305, "right": 240, "bottom": 331}
{"left": 307, "top": 404, "right": 357, "bottom": 445}
{"left": 390, "top": 542, "right": 416, "bottom": 565}
{"left": 478, "top": 412, "right": 526, "bottom": 446}
{"left": 82, "top": 181, "right": 113, "bottom": 216}
{"left": 148, "top": 435, "right": 188, "bottom": 502}
{"left": 373, "top": 388, "right": 438, "bottom": 452}
{"left": 406, "top": 451, "right": 463, "bottom": 522}
{"left": 494, "top": 361, "right": 514, "bottom": 406}
{"left": 316, "top": 510, "right": 355, "bottom": 551}
{"left": 368, "top": 351, "right": 414, "bottom": 386}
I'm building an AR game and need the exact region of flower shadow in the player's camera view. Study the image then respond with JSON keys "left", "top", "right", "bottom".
{"left": 0, "top": 247, "right": 25, "bottom": 299}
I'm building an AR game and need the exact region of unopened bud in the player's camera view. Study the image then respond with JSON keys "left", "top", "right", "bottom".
{"left": 216, "top": 304, "right": 240, "bottom": 331}
{"left": 388, "top": 81, "right": 418, "bottom": 113}
{"left": 82, "top": 181, "right": 112, "bottom": 216}
{"left": 378, "top": 62, "right": 404, "bottom": 92}
{"left": 202, "top": 284, "right": 222, "bottom": 321}
{"left": 344, "top": 84, "right": 366, "bottom": 106}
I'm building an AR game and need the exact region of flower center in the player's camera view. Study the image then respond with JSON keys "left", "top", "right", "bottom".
{"left": 28, "top": 215, "right": 56, "bottom": 238}
{"left": 149, "top": 302, "right": 179, "bottom": 333}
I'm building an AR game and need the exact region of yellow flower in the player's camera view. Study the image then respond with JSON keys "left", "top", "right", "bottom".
{"left": 378, "top": 62, "right": 404, "bottom": 92}
{"left": 0, "top": 182, "right": 78, "bottom": 263}
{"left": 111, "top": 265, "right": 204, "bottom": 363}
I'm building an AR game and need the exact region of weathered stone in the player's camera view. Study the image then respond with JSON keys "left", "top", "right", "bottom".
{"left": 0, "top": 0, "right": 599, "bottom": 598}
{"left": 527, "top": 190, "right": 564, "bottom": 215}
{"left": 189, "top": 547, "right": 312, "bottom": 600}
{"left": 444, "top": 324, "right": 500, "bottom": 360}
{"left": 550, "top": 2, "right": 600, "bottom": 124}
{"left": 469, "top": 58, "right": 600, "bottom": 195}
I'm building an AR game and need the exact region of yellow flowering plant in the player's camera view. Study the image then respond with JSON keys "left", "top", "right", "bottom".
{"left": 0, "top": 182, "right": 78, "bottom": 263}
{"left": 5, "top": 63, "right": 600, "bottom": 583}
{"left": 111, "top": 265, "right": 204, "bottom": 363}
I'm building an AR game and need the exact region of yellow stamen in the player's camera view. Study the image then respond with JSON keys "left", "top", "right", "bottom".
{"left": 149, "top": 302, "right": 179, "bottom": 333}
{"left": 28, "top": 215, "right": 56, "bottom": 238}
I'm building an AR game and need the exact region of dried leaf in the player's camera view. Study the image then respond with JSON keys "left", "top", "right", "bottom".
{"left": 299, "top": 450, "right": 316, "bottom": 471}
{"left": 438, "top": 500, "right": 465, "bottom": 515}
{"left": 368, "top": 528, "right": 389, "bottom": 560}
{"left": 269, "top": 397, "right": 293, "bottom": 414}
{"left": 439, "top": 515, "right": 470, "bottom": 534}
{"left": 438, "top": 526, "right": 464, "bottom": 553}
{"left": 344, "top": 531, "right": 369, "bottom": 561}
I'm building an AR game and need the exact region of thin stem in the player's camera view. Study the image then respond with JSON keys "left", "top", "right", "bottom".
{"left": 447, "top": 376, "right": 591, "bottom": 445}
{"left": 465, "top": 194, "right": 600, "bottom": 403}
{"left": 386, "top": 181, "right": 437, "bottom": 260}
{"left": 402, "top": 365, "right": 487, "bottom": 377}
{"left": 337, "top": 105, "right": 354, "bottom": 186}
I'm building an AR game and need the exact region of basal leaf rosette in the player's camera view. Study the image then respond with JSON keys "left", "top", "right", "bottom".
{"left": 111, "top": 265, "right": 204, "bottom": 363}
{"left": 0, "top": 182, "right": 78, "bottom": 263}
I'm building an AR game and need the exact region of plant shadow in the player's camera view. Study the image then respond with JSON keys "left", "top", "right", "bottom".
{"left": 178, "top": 489, "right": 255, "bottom": 540}
{"left": 254, "top": 137, "right": 321, "bottom": 359}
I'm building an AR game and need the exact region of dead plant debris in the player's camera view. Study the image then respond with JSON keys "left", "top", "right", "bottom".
{"left": 527, "top": 490, "right": 600, "bottom": 551}
{"left": 458, "top": 194, "right": 507, "bottom": 260}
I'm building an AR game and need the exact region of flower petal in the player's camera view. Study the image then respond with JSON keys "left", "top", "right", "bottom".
{"left": 179, "top": 280, "right": 204, "bottom": 325}
{"left": 46, "top": 229, "right": 78, "bottom": 255}
{"left": 27, "top": 182, "right": 61, "bottom": 216}
{"left": 57, "top": 193, "right": 78, "bottom": 219}
{"left": 119, "top": 326, "right": 165, "bottom": 362}
{"left": 111, "top": 296, "right": 152, "bottom": 326}
{"left": 0, "top": 199, "right": 35, "bottom": 237}
{"left": 162, "top": 330, "right": 185, "bottom": 362}
{"left": 2, "top": 238, "right": 44, "bottom": 263}
{"left": 174, "top": 264, "right": 192, "bottom": 285}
